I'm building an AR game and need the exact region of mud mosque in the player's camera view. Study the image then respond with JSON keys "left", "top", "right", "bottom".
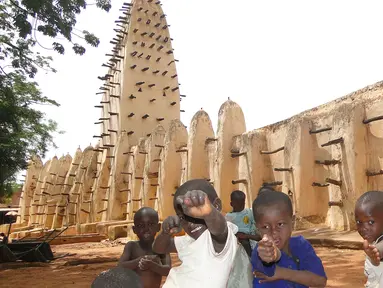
{"left": 7, "top": 0, "right": 383, "bottom": 241}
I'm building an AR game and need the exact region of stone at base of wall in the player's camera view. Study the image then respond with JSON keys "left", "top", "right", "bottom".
{"left": 108, "top": 224, "right": 130, "bottom": 240}
{"left": 59, "top": 226, "right": 77, "bottom": 236}
{"left": 292, "top": 227, "right": 363, "bottom": 250}
{"left": 49, "top": 234, "right": 107, "bottom": 245}
{"left": 309, "top": 238, "right": 362, "bottom": 250}
{"left": 0, "top": 223, "right": 30, "bottom": 234}
{"left": 80, "top": 223, "right": 98, "bottom": 234}
{"left": 106, "top": 223, "right": 183, "bottom": 242}
{"left": 11, "top": 225, "right": 34, "bottom": 233}
{"left": 96, "top": 220, "right": 133, "bottom": 236}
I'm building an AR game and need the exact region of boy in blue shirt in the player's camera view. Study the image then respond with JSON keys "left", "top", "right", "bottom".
{"left": 225, "top": 190, "right": 261, "bottom": 257}
{"left": 251, "top": 187, "right": 327, "bottom": 287}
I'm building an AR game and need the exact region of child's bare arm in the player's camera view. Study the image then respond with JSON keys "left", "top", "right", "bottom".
{"left": 149, "top": 254, "right": 171, "bottom": 276}
{"left": 276, "top": 237, "right": 326, "bottom": 286}
{"left": 138, "top": 254, "right": 171, "bottom": 276}
{"left": 254, "top": 266, "right": 326, "bottom": 287}
{"left": 237, "top": 232, "right": 262, "bottom": 241}
{"left": 204, "top": 207, "right": 228, "bottom": 244}
{"left": 152, "top": 216, "right": 179, "bottom": 254}
{"left": 278, "top": 267, "right": 326, "bottom": 287}
{"left": 118, "top": 242, "right": 141, "bottom": 269}
{"left": 248, "top": 234, "right": 262, "bottom": 241}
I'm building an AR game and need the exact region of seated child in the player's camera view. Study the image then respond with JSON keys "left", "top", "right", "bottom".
{"left": 118, "top": 207, "right": 171, "bottom": 288}
{"left": 153, "top": 179, "right": 239, "bottom": 288}
{"left": 226, "top": 190, "right": 261, "bottom": 257}
{"left": 355, "top": 191, "right": 383, "bottom": 288}
{"left": 251, "top": 187, "right": 327, "bottom": 287}
{"left": 91, "top": 266, "right": 142, "bottom": 288}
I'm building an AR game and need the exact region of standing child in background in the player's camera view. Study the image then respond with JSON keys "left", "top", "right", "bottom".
{"left": 251, "top": 187, "right": 327, "bottom": 287}
{"left": 153, "top": 179, "right": 240, "bottom": 288}
{"left": 355, "top": 191, "right": 383, "bottom": 288}
{"left": 118, "top": 207, "right": 171, "bottom": 288}
{"left": 225, "top": 190, "right": 261, "bottom": 257}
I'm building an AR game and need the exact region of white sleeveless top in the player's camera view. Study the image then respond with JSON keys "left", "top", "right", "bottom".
{"left": 162, "top": 222, "right": 238, "bottom": 288}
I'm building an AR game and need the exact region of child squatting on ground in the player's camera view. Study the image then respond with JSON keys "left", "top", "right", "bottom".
{"left": 118, "top": 207, "right": 171, "bottom": 288}
{"left": 153, "top": 179, "right": 239, "bottom": 288}
{"left": 225, "top": 190, "right": 261, "bottom": 257}
{"left": 355, "top": 191, "right": 383, "bottom": 288}
{"left": 251, "top": 187, "right": 327, "bottom": 287}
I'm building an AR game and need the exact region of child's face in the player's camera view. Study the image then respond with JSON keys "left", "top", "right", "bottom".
{"left": 255, "top": 203, "right": 293, "bottom": 252}
{"left": 355, "top": 203, "right": 383, "bottom": 243}
{"left": 175, "top": 205, "right": 207, "bottom": 240}
{"left": 133, "top": 213, "right": 160, "bottom": 243}
{"left": 231, "top": 198, "right": 245, "bottom": 212}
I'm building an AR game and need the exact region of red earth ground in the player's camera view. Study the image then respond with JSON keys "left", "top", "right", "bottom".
{"left": 0, "top": 241, "right": 366, "bottom": 287}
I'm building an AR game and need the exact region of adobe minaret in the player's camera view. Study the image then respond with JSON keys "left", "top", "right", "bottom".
{"left": 96, "top": 0, "right": 181, "bottom": 148}
{"left": 18, "top": 0, "right": 182, "bottom": 229}
{"left": 91, "top": 0, "right": 182, "bottom": 223}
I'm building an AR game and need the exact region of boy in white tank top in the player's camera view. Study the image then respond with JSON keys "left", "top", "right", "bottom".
{"left": 153, "top": 179, "right": 239, "bottom": 288}
{"left": 355, "top": 191, "right": 383, "bottom": 288}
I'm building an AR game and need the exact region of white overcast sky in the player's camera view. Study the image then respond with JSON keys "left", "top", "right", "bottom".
{"left": 33, "top": 0, "right": 383, "bottom": 162}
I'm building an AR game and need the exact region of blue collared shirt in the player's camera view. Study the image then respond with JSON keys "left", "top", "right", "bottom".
{"left": 251, "top": 235, "right": 327, "bottom": 288}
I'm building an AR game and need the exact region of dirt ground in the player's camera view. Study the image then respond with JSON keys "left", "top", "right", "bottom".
{"left": 0, "top": 241, "right": 366, "bottom": 288}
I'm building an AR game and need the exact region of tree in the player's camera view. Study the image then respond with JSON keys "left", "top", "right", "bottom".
{"left": 0, "top": 0, "right": 111, "bottom": 198}
{"left": 1, "top": 0, "right": 111, "bottom": 77}
{"left": 0, "top": 181, "right": 22, "bottom": 203}
{"left": 0, "top": 72, "right": 60, "bottom": 200}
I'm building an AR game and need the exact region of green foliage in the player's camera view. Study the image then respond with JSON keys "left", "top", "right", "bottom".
{"left": 0, "top": 0, "right": 111, "bottom": 77}
{"left": 0, "top": 0, "right": 111, "bottom": 197}
{"left": 0, "top": 182, "right": 22, "bottom": 203}
{"left": 0, "top": 72, "right": 61, "bottom": 199}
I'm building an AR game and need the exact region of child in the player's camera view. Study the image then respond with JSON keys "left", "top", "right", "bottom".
{"left": 92, "top": 266, "right": 143, "bottom": 288}
{"left": 251, "top": 187, "right": 327, "bottom": 287}
{"left": 153, "top": 179, "right": 239, "bottom": 287}
{"left": 355, "top": 191, "right": 383, "bottom": 288}
{"left": 226, "top": 190, "right": 261, "bottom": 257}
{"left": 118, "top": 207, "right": 171, "bottom": 288}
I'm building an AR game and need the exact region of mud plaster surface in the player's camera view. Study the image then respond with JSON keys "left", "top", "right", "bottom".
{"left": 0, "top": 241, "right": 366, "bottom": 287}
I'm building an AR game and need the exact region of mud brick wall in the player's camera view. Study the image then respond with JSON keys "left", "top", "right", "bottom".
{"left": 16, "top": 0, "right": 383, "bottom": 232}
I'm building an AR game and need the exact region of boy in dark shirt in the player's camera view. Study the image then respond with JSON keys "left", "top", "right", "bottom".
{"left": 118, "top": 207, "right": 171, "bottom": 288}
{"left": 251, "top": 187, "right": 327, "bottom": 287}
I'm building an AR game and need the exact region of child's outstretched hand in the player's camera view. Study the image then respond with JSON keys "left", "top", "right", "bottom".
{"left": 363, "top": 239, "right": 381, "bottom": 266}
{"left": 176, "top": 190, "right": 213, "bottom": 219}
{"left": 162, "top": 215, "right": 182, "bottom": 236}
{"left": 254, "top": 266, "right": 284, "bottom": 283}
{"left": 257, "top": 234, "right": 281, "bottom": 263}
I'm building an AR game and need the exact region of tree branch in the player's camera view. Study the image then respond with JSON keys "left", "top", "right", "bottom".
{"left": 8, "top": 0, "right": 29, "bottom": 15}
{"left": 72, "top": 31, "right": 85, "bottom": 40}
{"left": 0, "top": 66, "right": 9, "bottom": 76}
{"left": 1, "top": 40, "right": 53, "bottom": 73}
{"left": 33, "top": 18, "right": 54, "bottom": 51}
